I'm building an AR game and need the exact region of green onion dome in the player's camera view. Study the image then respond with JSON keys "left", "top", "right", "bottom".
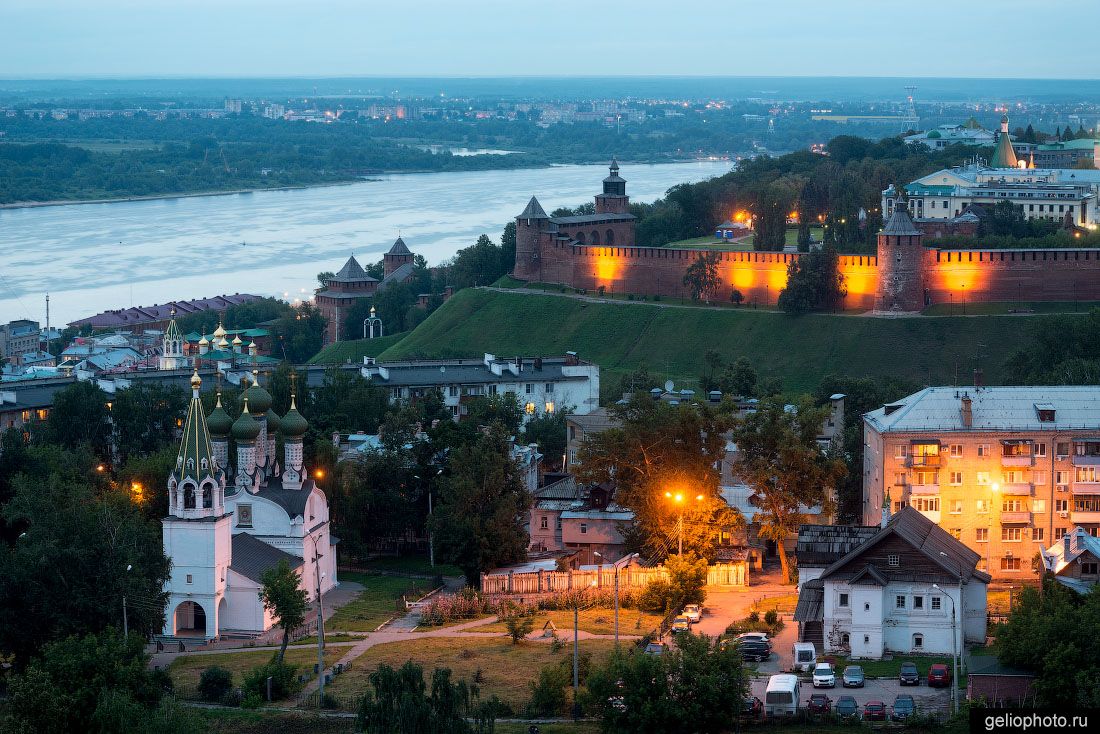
{"left": 239, "top": 370, "right": 272, "bottom": 414}
{"left": 206, "top": 392, "right": 233, "bottom": 438}
{"left": 265, "top": 407, "right": 281, "bottom": 434}
{"left": 280, "top": 394, "right": 309, "bottom": 438}
{"left": 232, "top": 398, "right": 261, "bottom": 441}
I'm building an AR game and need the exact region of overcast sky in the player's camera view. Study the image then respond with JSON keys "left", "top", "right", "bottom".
{"left": 0, "top": 0, "right": 1093, "bottom": 79}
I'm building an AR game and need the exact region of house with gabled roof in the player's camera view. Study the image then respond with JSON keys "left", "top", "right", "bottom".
{"left": 1040, "top": 526, "right": 1100, "bottom": 594}
{"left": 794, "top": 505, "right": 989, "bottom": 659}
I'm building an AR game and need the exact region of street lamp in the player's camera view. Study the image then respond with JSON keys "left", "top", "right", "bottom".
{"left": 123, "top": 564, "right": 132, "bottom": 638}
{"left": 414, "top": 468, "right": 444, "bottom": 568}
{"left": 664, "top": 491, "right": 705, "bottom": 555}
{"left": 933, "top": 579, "right": 960, "bottom": 715}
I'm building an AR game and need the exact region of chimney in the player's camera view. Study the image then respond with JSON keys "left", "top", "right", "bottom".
{"left": 973, "top": 368, "right": 983, "bottom": 388}
{"left": 960, "top": 394, "right": 973, "bottom": 428}
{"left": 1064, "top": 532, "right": 1072, "bottom": 556}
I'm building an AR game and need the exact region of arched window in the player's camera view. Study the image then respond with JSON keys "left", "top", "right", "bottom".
{"left": 201, "top": 458, "right": 208, "bottom": 470}
{"left": 590, "top": 230, "right": 600, "bottom": 245}
{"left": 576, "top": 231, "right": 586, "bottom": 244}
{"left": 202, "top": 483, "right": 213, "bottom": 509}
{"left": 606, "top": 228, "right": 614, "bottom": 245}
{"left": 183, "top": 484, "right": 196, "bottom": 509}
{"left": 186, "top": 458, "right": 195, "bottom": 472}
{"left": 841, "top": 632, "right": 850, "bottom": 647}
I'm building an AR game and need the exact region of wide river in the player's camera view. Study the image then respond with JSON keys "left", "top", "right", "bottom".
{"left": 0, "top": 161, "right": 731, "bottom": 326}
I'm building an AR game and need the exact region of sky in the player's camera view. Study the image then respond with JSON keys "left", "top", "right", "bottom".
{"left": 0, "top": 0, "right": 1094, "bottom": 79}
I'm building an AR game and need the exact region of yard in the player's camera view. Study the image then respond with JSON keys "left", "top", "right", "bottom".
{"left": 325, "top": 572, "right": 435, "bottom": 632}
{"left": 475, "top": 606, "right": 664, "bottom": 637}
{"left": 168, "top": 647, "right": 334, "bottom": 698}
{"left": 351, "top": 555, "right": 463, "bottom": 578}
{"left": 825, "top": 653, "right": 951, "bottom": 679}
{"left": 320, "top": 636, "right": 619, "bottom": 713}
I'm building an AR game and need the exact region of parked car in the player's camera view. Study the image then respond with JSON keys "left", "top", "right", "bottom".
{"left": 899, "top": 661, "right": 920, "bottom": 686}
{"left": 643, "top": 641, "right": 667, "bottom": 656}
{"left": 891, "top": 694, "right": 916, "bottom": 721}
{"left": 683, "top": 604, "right": 702, "bottom": 623}
{"left": 738, "top": 632, "right": 770, "bottom": 644}
{"left": 842, "top": 665, "right": 865, "bottom": 688}
{"left": 928, "top": 663, "right": 952, "bottom": 688}
{"left": 835, "top": 695, "right": 861, "bottom": 721}
{"left": 742, "top": 695, "right": 763, "bottom": 719}
{"left": 812, "top": 662, "right": 836, "bottom": 688}
{"left": 764, "top": 674, "right": 801, "bottom": 719}
{"left": 792, "top": 642, "right": 817, "bottom": 672}
{"left": 670, "top": 616, "right": 691, "bottom": 634}
{"left": 738, "top": 640, "right": 772, "bottom": 662}
{"left": 807, "top": 693, "right": 832, "bottom": 714}
{"left": 863, "top": 700, "right": 887, "bottom": 721}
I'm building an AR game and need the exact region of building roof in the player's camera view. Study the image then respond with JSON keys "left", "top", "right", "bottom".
{"left": 793, "top": 578, "right": 824, "bottom": 622}
{"left": 882, "top": 205, "right": 922, "bottom": 236}
{"left": 991, "top": 131, "right": 1019, "bottom": 169}
{"left": 330, "top": 256, "right": 375, "bottom": 283}
{"left": 567, "top": 407, "right": 620, "bottom": 434}
{"left": 519, "top": 196, "right": 548, "bottom": 220}
{"left": 1041, "top": 526, "right": 1100, "bottom": 576}
{"left": 535, "top": 475, "right": 581, "bottom": 502}
{"left": 242, "top": 477, "right": 321, "bottom": 519}
{"left": 68, "top": 294, "right": 260, "bottom": 329}
{"left": 796, "top": 524, "right": 880, "bottom": 567}
{"left": 818, "top": 506, "right": 989, "bottom": 585}
{"left": 230, "top": 532, "right": 303, "bottom": 583}
{"left": 865, "top": 386, "right": 1100, "bottom": 433}
{"left": 550, "top": 213, "right": 635, "bottom": 225}
{"left": 388, "top": 237, "right": 412, "bottom": 255}
{"left": 362, "top": 355, "right": 593, "bottom": 388}
{"left": 173, "top": 376, "right": 221, "bottom": 484}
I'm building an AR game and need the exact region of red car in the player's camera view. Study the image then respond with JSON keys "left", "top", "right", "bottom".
{"left": 928, "top": 663, "right": 952, "bottom": 687}
{"left": 863, "top": 701, "right": 887, "bottom": 721}
{"left": 807, "top": 693, "right": 832, "bottom": 714}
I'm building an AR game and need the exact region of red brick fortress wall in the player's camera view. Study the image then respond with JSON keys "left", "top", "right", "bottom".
{"left": 923, "top": 248, "right": 1100, "bottom": 306}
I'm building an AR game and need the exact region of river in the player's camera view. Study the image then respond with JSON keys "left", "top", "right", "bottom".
{"left": 0, "top": 161, "right": 732, "bottom": 326}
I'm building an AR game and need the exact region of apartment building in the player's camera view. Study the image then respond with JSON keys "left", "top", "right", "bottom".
{"left": 863, "top": 385, "right": 1100, "bottom": 580}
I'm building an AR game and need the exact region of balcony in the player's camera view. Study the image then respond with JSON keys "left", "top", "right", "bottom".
{"left": 1000, "top": 511, "right": 1031, "bottom": 524}
{"left": 1001, "top": 455, "right": 1034, "bottom": 468}
{"left": 1070, "top": 511, "right": 1100, "bottom": 524}
{"left": 916, "top": 509, "right": 942, "bottom": 524}
{"left": 909, "top": 484, "right": 940, "bottom": 495}
{"left": 906, "top": 455, "right": 941, "bottom": 468}
{"left": 1000, "top": 483, "right": 1034, "bottom": 496}
{"left": 1072, "top": 454, "right": 1100, "bottom": 467}
{"left": 1072, "top": 482, "right": 1100, "bottom": 496}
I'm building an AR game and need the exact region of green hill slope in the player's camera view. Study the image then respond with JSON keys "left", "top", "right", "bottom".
{"left": 378, "top": 288, "right": 1043, "bottom": 393}
{"left": 308, "top": 332, "right": 409, "bottom": 365}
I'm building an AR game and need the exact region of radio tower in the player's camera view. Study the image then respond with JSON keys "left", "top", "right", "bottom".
{"left": 904, "top": 86, "right": 918, "bottom": 129}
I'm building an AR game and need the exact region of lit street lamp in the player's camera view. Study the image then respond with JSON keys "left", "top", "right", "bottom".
{"left": 664, "top": 491, "right": 705, "bottom": 555}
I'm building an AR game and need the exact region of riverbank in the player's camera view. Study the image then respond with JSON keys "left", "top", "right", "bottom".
{"left": 0, "top": 180, "right": 368, "bottom": 210}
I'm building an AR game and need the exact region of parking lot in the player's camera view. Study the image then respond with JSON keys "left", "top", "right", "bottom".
{"left": 747, "top": 676, "right": 952, "bottom": 717}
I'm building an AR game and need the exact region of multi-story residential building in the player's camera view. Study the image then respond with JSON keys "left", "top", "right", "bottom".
{"left": 566, "top": 407, "right": 620, "bottom": 467}
{"left": 0, "top": 320, "right": 41, "bottom": 365}
{"left": 863, "top": 385, "right": 1100, "bottom": 580}
{"left": 360, "top": 352, "right": 600, "bottom": 423}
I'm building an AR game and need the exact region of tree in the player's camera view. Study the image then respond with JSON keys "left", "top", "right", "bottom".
{"left": 521, "top": 409, "right": 569, "bottom": 470}
{"left": 331, "top": 447, "right": 422, "bottom": 560}
{"left": 682, "top": 252, "right": 720, "bottom": 302}
{"left": 732, "top": 398, "right": 846, "bottom": 583}
{"left": 448, "top": 234, "right": 508, "bottom": 289}
{"left": 777, "top": 245, "right": 846, "bottom": 314}
{"left": 198, "top": 666, "right": 234, "bottom": 703}
{"left": 272, "top": 303, "right": 325, "bottom": 362}
{"left": 575, "top": 395, "right": 742, "bottom": 561}
{"left": 259, "top": 559, "right": 309, "bottom": 662}
{"left": 111, "top": 382, "right": 189, "bottom": 463}
{"left": 729, "top": 288, "right": 744, "bottom": 305}
{"left": 504, "top": 615, "right": 535, "bottom": 644}
{"left": 317, "top": 270, "right": 335, "bottom": 288}
{"left": 639, "top": 553, "right": 708, "bottom": 613}
{"left": 718, "top": 356, "right": 757, "bottom": 397}
{"left": 357, "top": 661, "right": 500, "bottom": 734}
{"left": 306, "top": 368, "right": 390, "bottom": 437}
{"left": 43, "top": 381, "right": 111, "bottom": 460}
{"left": 432, "top": 426, "right": 531, "bottom": 585}
{"left": 584, "top": 632, "right": 749, "bottom": 733}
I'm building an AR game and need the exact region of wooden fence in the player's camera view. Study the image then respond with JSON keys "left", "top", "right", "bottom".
{"left": 480, "top": 561, "right": 748, "bottom": 595}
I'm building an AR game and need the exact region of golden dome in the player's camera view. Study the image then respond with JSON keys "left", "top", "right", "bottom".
{"left": 217, "top": 336, "right": 229, "bottom": 349}
{"left": 213, "top": 322, "right": 227, "bottom": 339}
{"left": 231, "top": 334, "right": 243, "bottom": 345}
{"left": 198, "top": 335, "right": 210, "bottom": 346}
{"left": 190, "top": 371, "right": 202, "bottom": 390}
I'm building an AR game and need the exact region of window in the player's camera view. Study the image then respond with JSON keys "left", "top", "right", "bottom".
{"left": 978, "top": 444, "right": 990, "bottom": 457}
{"left": 448, "top": 385, "right": 458, "bottom": 397}
{"left": 896, "top": 595, "right": 906, "bottom": 609}
{"left": 914, "top": 596, "right": 924, "bottom": 610}
{"left": 488, "top": 384, "right": 498, "bottom": 395}
{"left": 1057, "top": 442, "right": 1071, "bottom": 458}
{"left": 950, "top": 499, "right": 963, "bottom": 514}
{"left": 237, "top": 504, "right": 253, "bottom": 528}
{"left": 931, "top": 596, "right": 941, "bottom": 610}
{"left": 545, "top": 402, "right": 555, "bottom": 413}
{"left": 913, "top": 633, "right": 924, "bottom": 649}
{"left": 186, "top": 574, "right": 193, "bottom": 584}
{"left": 841, "top": 632, "right": 850, "bottom": 646}
{"left": 894, "top": 444, "right": 908, "bottom": 460}
{"left": 1001, "top": 556, "right": 1022, "bottom": 571}
{"left": 1082, "top": 562, "right": 1099, "bottom": 576}
{"left": 1076, "top": 467, "right": 1099, "bottom": 483}
{"left": 568, "top": 449, "right": 578, "bottom": 465}
{"left": 913, "top": 497, "right": 940, "bottom": 513}
{"left": 1034, "top": 471, "right": 1047, "bottom": 486}
{"left": 1004, "top": 470, "right": 1025, "bottom": 484}
{"left": 976, "top": 472, "right": 990, "bottom": 485}
{"left": 914, "top": 470, "right": 936, "bottom": 485}
{"left": 976, "top": 528, "right": 989, "bottom": 542}
{"left": 976, "top": 499, "right": 989, "bottom": 513}
{"left": 950, "top": 528, "right": 961, "bottom": 540}
{"left": 525, "top": 402, "right": 536, "bottom": 415}
{"left": 579, "top": 523, "right": 588, "bottom": 534}
{"left": 949, "top": 444, "right": 963, "bottom": 458}
{"left": 1055, "top": 527, "right": 1067, "bottom": 540}
{"left": 540, "top": 516, "right": 548, "bottom": 530}
{"left": 949, "top": 471, "right": 963, "bottom": 485}
{"left": 1056, "top": 470, "right": 1070, "bottom": 485}
{"left": 1034, "top": 527, "right": 1045, "bottom": 542}
{"left": 545, "top": 383, "right": 554, "bottom": 393}
{"left": 1033, "top": 499, "right": 1046, "bottom": 513}
{"left": 894, "top": 472, "right": 907, "bottom": 486}
{"left": 1055, "top": 499, "right": 1069, "bottom": 512}
{"left": 1002, "top": 499, "right": 1023, "bottom": 512}
{"left": 888, "top": 554, "right": 900, "bottom": 567}
{"left": 1035, "top": 443, "right": 1047, "bottom": 457}
{"left": 556, "top": 517, "right": 562, "bottom": 530}
{"left": 838, "top": 593, "right": 849, "bottom": 608}
{"left": 525, "top": 383, "right": 533, "bottom": 394}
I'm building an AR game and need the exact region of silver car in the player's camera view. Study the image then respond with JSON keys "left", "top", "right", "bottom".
{"left": 842, "top": 665, "right": 865, "bottom": 688}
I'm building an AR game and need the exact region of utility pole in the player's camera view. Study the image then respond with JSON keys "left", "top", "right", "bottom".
{"left": 310, "top": 531, "right": 326, "bottom": 708}
{"left": 123, "top": 564, "right": 132, "bottom": 637}
{"left": 573, "top": 603, "right": 580, "bottom": 721}
{"left": 614, "top": 565, "right": 619, "bottom": 648}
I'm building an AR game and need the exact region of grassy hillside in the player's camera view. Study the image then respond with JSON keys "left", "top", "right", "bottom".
{"left": 308, "top": 332, "right": 409, "bottom": 364}
{"left": 378, "top": 288, "right": 1051, "bottom": 394}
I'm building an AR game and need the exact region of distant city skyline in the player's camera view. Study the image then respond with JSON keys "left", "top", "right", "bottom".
{"left": 0, "top": 0, "right": 1095, "bottom": 80}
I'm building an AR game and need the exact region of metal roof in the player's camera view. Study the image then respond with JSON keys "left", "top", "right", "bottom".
{"left": 518, "top": 196, "right": 548, "bottom": 219}
{"left": 330, "top": 256, "right": 375, "bottom": 283}
{"left": 866, "top": 386, "right": 1100, "bottom": 433}
{"left": 567, "top": 407, "right": 620, "bottom": 433}
{"left": 364, "top": 356, "right": 591, "bottom": 387}
{"left": 881, "top": 206, "right": 922, "bottom": 236}
{"left": 387, "top": 237, "right": 412, "bottom": 255}
{"left": 796, "top": 524, "right": 880, "bottom": 568}
{"left": 793, "top": 578, "right": 824, "bottom": 622}
{"left": 232, "top": 477, "right": 321, "bottom": 520}
{"left": 229, "top": 532, "right": 303, "bottom": 584}
{"left": 550, "top": 213, "right": 635, "bottom": 225}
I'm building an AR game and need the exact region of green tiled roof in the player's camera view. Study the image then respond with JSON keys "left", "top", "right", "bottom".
{"left": 174, "top": 378, "right": 219, "bottom": 483}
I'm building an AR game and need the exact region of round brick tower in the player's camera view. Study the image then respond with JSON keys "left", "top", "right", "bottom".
{"left": 514, "top": 196, "right": 549, "bottom": 281}
{"left": 874, "top": 194, "right": 925, "bottom": 313}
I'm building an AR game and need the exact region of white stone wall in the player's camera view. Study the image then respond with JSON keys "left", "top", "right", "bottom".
{"left": 161, "top": 514, "right": 231, "bottom": 637}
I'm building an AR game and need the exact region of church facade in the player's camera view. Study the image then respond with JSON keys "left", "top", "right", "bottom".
{"left": 161, "top": 371, "right": 337, "bottom": 640}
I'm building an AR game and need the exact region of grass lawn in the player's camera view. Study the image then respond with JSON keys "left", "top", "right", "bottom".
{"left": 323, "top": 636, "right": 618, "bottom": 712}
{"left": 783, "top": 226, "right": 824, "bottom": 246}
{"left": 194, "top": 708, "right": 355, "bottom": 733}
{"left": 476, "top": 607, "right": 664, "bottom": 636}
{"left": 827, "top": 653, "right": 951, "bottom": 679}
{"left": 379, "top": 288, "right": 1046, "bottom": 393}
{"left": 326, "top": 573, "right": 433, "bottom": 632}
{"left": 168, "top": 647, "right": 333, "bottom": 697}
{"left": 664, "top": 235, "right": 755, "bottom": 251}
{"left": 922, "top": 300, "right": 1100, "bottom": 316}
{"left": 352, "top": 555, "right": 463, "bottom": 578}
{"left": 307, "top": 331, "right": 410, "bottom": 364}
{"left": 751, "top": 593, "right": 800, "bottom": 614}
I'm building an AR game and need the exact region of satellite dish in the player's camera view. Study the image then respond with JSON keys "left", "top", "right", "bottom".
{"left": 440, "top": 366, "right": 446, "bottom": 373}
{"left": 664, "top": 379, "right": 674, "bottom": 393}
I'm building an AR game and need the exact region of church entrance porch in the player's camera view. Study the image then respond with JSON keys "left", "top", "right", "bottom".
{"left": 174, "top": 600, "right": 208, "bottom": 637}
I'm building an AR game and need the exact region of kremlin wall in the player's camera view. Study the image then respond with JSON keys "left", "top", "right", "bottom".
{"left": 514, "top": 162, "right": 1100, "bottom": 313}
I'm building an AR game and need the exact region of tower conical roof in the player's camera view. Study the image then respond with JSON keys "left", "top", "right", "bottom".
{"left": 388, "top": 236, "right": 412, "bottom": 255}
{"left": 331, "top": 255, "right": 375, "bottom": 282}
{"left": 991, "top": 116, "right": 1018, "bottom": 168}
{"left": 518, "top": 196, "right": 548, "bottom": 219}
{"left": 265, "top": 407, "right": 281, "bottom": 433}
{"left": 882, "top": 199, "right": 923, "bottom": 236}
{"left": 173, "top": 372, "right": 219, "bottom": 483}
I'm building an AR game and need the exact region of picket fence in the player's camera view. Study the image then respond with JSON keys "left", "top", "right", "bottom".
{"left": 480, "top": 561, "right": 748, "bottom": 595}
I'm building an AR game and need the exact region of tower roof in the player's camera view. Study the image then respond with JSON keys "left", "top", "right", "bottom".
{"left": 280, "top": 393, "right": 309, "bottom": 437}
{"left": 882, "top": 203, "right": 922, "bottom": 236}
{"left": 164, "top": 317, "right": 182, "bottom": 343}
{"left": 239, "top": 371, "right": 272, "bottom": 414}
{"left": 387, "top": 237, "right": 412, "bottom": 255}
{"left": 207, "top": 392, "right": 233, "bottom": 437}
{"left": 991, "top": 126, "right": 1019, "bottom": 168}
{"left": 518, "top": 196, "right": 549, "bottom": 219}
{"left": 330, "top": 255, "right": 376, "bottom": 283}
{"left": 604, "top": 158, "right": 625, "bottom": 184}
{"left": 173, "top": 372, "right": 219, "bottom": 484}
{"left": 232, "top": 398, "right": 261, "bottom": 441}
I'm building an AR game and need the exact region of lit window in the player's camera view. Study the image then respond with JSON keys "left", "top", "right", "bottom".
{"left": 525, "top": 402, "right": 536, "bottom": 415}
{"left": 976, "top": 472, "right": 990, "bottom": 485}
{"left": 950, "top": 499, "right": 963, "bottom": 514}
{"left": 545, "top": 402, "right": 555, "bottom": 413}
{"left": 976, "top": 499, "right": 989, "bottom": 513}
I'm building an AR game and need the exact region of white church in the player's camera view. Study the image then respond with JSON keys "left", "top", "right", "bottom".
{"left": 162, "top": 370, "right": 338, "bottom": 640}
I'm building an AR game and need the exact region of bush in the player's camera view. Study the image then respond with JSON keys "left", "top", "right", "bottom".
{"left": 241, "top": 656, "right": 299, "bottom": 701}
{"left": 526, "top": 665, "right": 569, "bottom": 717}
{"left": 748, "top": 610, "right": 760, "bottom": 624}
{"left": 241, "top": 693, "right": 262, "bottom": 710}
{"left": 198, "top": 666, "right": 233, "bottom": 703}
{"left": 764, "top": 609, "right": 779, "bottom": 627}
{"left": 505, "top": 615, "right": 535, "bottom": 644}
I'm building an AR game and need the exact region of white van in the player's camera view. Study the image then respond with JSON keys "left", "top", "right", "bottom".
{"left": 792, "top": 642, "right": 817, "bottom": 672}
{"left": 764, "top": 674, "right": 801, "bottom": 718}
